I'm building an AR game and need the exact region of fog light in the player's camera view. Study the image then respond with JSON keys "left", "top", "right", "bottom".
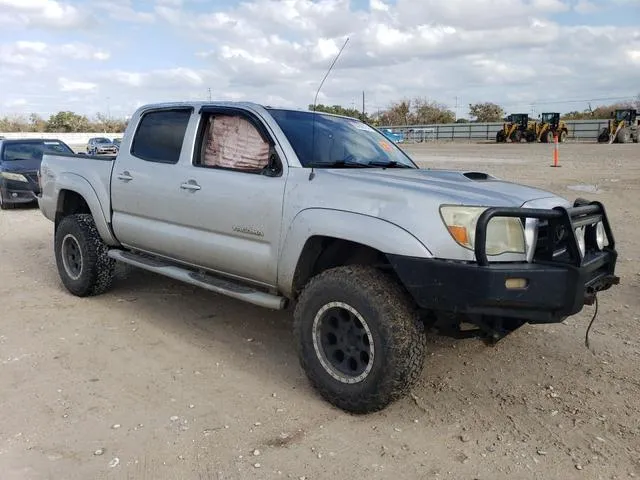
{"left": 505, "top": 278, "right": 528, "bottom": 289}
{"left": 11, "top": 192, "right": 17, "bottom": 198}
{"left": 595, "top": 222, "right": 607, "bottom": 250}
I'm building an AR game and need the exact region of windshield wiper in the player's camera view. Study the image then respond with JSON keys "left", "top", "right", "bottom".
{"left": 366, "top": 160, "right": 413, "bottom": 168}
{"left": 307, "top": 159, "right": 368, "bottom": 168}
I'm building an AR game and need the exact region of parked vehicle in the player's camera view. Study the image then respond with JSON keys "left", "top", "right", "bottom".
{"left": 112, "top": 138, "right": 122, "bottom": 150}
{"left": 381, "top": 128, "right": 404, "bottom": 143}
{"left": 37, "top": 102, "right": 620, "bottom": 413}
{"left": 0, "top": 138, "right": 74, "bottom": 209}
{"left": 87, "top": 137, "right": 118, "bottom": 155}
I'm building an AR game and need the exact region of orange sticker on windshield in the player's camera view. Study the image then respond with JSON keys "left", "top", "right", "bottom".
{"left": 379, "top": 140, "right": 393, "bottom": 152}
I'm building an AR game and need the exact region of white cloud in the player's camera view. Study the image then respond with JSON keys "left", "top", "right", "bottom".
{"left": 58, "top": 77, "right": 98, "bottom": 92}
{"left": 0, "top": 0, "right": 88, "bottom": 28}
{"left": 0, "top": 0, "right": 638, "bottom": 119}
{"left": 93, "top": 0, "right": 155, "bottom": 23}
{"left": 0, "top": 41, "right": 110, "bottom": 72}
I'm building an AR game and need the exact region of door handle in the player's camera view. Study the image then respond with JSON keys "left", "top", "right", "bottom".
{"left": 117, "top": 171, "right": 133, "bottom": 181}
{"left": 180, "top": 181, "right": 201, "bottom": 191}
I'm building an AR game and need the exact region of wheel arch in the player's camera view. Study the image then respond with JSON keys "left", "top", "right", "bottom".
{"left": 53, "top": 174, "right": 119, "bottom": 246}
{"left": 278, "top": 208, "right": 432, "bottom": 299}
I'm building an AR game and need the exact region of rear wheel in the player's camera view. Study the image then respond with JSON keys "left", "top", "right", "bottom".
{"left": 510, "top": 130, "right": 523, "bottom": 143}
{"left": 559, "top": 130, "right": 568, "bottom": 143}
{"left": 54, "top": 213, "right": 115, "bottom": 297}
{"left": 616, "top": 128, "right": 630, "bottom": 144}
{"left": 293, "top": 265, "right": 427, "bottom": 413}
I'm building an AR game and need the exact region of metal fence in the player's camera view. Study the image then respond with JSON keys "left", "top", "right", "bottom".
{"left": 378, "top": 119, "right": 610, "bottom": 143}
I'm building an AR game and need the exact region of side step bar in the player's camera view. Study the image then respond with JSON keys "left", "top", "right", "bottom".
{"left": 107, "top": 249, "right": 287, "bottom": 310}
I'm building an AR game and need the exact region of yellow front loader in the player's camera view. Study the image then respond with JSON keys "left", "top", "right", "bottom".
{"left": 597, "top": 109, "right": 639, "bottom": 144}
{"left": 536, "top": 112, "right": 568, "bottom": 143}
{"left": 496, "top": 113, "right": 537, "bottom": 143}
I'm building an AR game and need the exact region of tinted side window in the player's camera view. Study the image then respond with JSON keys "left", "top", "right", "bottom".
{"left": 131, "top": 109, "right": 191, "bottom": 164}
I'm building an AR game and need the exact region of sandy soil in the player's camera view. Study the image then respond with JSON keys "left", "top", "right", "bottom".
{"left": 1, "top": 141, "right": 639, "bottom": 480}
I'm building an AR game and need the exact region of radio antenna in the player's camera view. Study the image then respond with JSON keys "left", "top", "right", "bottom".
{"left": 309, "top": 36, "right": 350, "bottom": 180}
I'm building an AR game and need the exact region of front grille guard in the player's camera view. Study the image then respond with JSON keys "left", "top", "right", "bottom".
{"left": 474, "top": 200, "right": 616, "bottom": 267}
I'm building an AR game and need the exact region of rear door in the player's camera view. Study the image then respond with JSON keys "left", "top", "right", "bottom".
{"left": 110, "top": 107, "right": 195, "bottom": 255}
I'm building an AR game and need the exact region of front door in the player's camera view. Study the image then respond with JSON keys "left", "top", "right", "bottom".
{"left": 170, "top": 108, "right": 288, "bottom": 287}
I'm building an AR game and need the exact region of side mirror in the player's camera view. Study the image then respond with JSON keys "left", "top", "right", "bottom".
{"left": 262, "top": 153, "right": 282, "bottom": 177}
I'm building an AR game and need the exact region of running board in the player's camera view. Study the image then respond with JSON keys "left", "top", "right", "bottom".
{"left": 107, "top": 250, "right": 287, "bottom": 310}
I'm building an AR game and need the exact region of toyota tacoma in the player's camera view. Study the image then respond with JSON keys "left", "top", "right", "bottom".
{"left": 36, "top": 101, "right": 620, "bottom": 413}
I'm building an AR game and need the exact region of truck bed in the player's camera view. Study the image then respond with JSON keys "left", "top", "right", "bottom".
{"left": 38, "top": 152, "right": 117, "bottom": 229}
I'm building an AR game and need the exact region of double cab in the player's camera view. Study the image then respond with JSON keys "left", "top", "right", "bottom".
{"left": 36, "top": 102, "right": 619, "bottom": 413}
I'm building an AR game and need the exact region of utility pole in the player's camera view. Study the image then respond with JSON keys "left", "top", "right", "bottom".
{"left": 362, "top": 90, "right": 365, "bottom": 122}
{"left": 207, "top": 88, "right": 212, "bottom": 101}
{"left": 107, "top": 96, "right": 111, "bottom": 121}
{"left": 455, "top": 96, "right": 458, "bottom": 121}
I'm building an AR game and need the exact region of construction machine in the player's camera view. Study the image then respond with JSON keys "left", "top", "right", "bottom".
{"left": 496, "top": 113, "right": 537, "bottom": 143}
{"left": 537, "top": 112, "right": 569, "bottom": 143}
{"left": 597, "top": 109, "right": 639, "bottom": 144}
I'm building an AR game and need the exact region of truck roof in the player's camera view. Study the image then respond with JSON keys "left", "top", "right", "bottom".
{"left": 134, "top": 100, "right": 362, "bottom": 122}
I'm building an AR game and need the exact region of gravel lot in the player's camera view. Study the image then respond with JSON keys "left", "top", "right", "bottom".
{"left": 1, "top": 141, "right": 638, "bottom": 480}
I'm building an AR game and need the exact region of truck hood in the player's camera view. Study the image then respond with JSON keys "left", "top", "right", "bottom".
{"left": 288, "top": 166, "right": 571, "bottom": 261}
{"left": 326, "top": 167, "right": 558, "bottom": 207}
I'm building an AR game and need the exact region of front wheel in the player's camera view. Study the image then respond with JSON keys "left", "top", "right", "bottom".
{"left": 597, "top": 129, "right": 610, "bottom": 143}
{"left": 293, "top": 265, "right": 427, "bottom": 413}
{"left": 54, "top": 213, "right": 115, "bottom": 297}
{"left": 559, "top": 130, "right": 568, "bottom": 143}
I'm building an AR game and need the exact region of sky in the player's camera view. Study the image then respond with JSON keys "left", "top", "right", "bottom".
{"left": 0, "top": 0, "right": 638, "bottom": 120}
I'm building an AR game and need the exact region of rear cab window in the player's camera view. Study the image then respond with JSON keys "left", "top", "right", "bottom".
{"left": 131, "top": 109, "right": 192, "bottom": 164}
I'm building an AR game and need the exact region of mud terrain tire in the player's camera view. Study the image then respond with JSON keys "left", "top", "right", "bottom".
{"left": 54, "top": 213, "right": 115, "bottom": 297}
{"left": 293, "top": 265, "right": 427, "bottom": 413}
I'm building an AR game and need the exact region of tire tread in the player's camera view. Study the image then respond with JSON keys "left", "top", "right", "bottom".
{"left": 293, "top": 265, "right": 426, "bottom": 413}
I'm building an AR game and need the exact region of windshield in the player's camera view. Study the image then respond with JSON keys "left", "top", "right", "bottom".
{"left": 2, "top": 140, "right": 74, "bottom": 162}
{"left": 542, "top": 113, "right": 556, "bottom": 123}
{"left": 267, "top": 109, "right": 417, "bottom": 168}
{"left": 615, "top": 111, "right": 630, "bottom": 121}
{"left": 94, "top": 138, "right": 111, "bottom": 144}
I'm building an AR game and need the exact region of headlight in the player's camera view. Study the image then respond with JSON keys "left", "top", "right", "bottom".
{"left": 439, "top": 205, "right": 526, "bottom": 255}
{"left": 0, "top": 172, "right": 28, "bottom": 182}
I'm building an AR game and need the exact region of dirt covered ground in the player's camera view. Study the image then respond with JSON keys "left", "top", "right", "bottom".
{"left": 0, "top": 141, "right": 638, "bottom": 480}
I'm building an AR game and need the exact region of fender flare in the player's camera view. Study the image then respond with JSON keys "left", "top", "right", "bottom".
{"left": 277, "top": 208, "right": 432, "bottom": 297}
{"left": 53, "top": 172, "right": 119, "bottom": 246}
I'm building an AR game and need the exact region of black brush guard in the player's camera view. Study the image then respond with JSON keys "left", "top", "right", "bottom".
{"left": 387, "top": 199, "right": 620, "bottom": 328}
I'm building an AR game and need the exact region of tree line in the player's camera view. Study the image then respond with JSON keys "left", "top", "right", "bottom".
{"left": 312, "top": 95, "right": 640, "bottom": 126}
{"left": 0, "top": 111, "right": 127, "bottom": 133}
{"left": 1, "top": 96, "right": 638, "bottom": 133}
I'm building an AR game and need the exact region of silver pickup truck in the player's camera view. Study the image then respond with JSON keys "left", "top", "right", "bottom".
{"left": 37, "top": 101, "right": 620, "bottom": 413}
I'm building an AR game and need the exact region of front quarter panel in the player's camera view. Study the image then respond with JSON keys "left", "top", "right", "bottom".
{"left": 277, "top": 208, "right": 432, "bottom": 297}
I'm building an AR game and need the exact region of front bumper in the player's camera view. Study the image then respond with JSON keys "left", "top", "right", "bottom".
{"left": 388, "top": 201, "right": 619, "bottom": 324}
{"left": 0, "top": 175, "right": 40, "bottom": 204}
{"left": 388, "top": 251, "right": 618, "bottom": 323}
